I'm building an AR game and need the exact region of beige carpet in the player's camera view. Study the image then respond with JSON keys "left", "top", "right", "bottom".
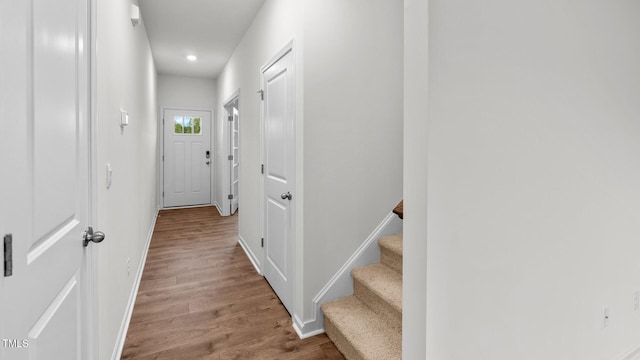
{"left": 321, "top": 234, "right": 403, "bottom": 360}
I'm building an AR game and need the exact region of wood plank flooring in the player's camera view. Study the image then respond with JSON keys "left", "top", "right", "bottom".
{"left": 121, "top": 206, "right": 345, "bottom": 360}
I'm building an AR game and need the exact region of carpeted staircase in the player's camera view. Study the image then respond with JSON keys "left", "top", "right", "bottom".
{"left": 321, "top": 204, "right": 403, "bottom": 360}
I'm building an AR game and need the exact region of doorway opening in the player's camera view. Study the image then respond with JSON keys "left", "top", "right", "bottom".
{"left": 224, "top": 97, "right": 240, "bottom": 215}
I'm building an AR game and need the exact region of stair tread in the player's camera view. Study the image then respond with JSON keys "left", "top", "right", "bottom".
{"left": 378, "top": 234, "right": 402, "bottom": 257}
{"left": 322, "top": 296, "right": 401, "bottom": 360}
{"left": 352, "top": 263, "right": 402, "bottom": 313}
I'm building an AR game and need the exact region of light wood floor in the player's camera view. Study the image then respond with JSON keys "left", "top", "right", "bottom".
{"left": 121, "top": 206, "right": 345, "bottom": 360}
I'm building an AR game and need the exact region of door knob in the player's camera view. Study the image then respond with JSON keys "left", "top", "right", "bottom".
{"left": 281, "top": 192, "right": 292, "bottom": 200}
{"left": 206, "top": 160, "right": 210, "bottom": 165}
{"left": 83, "top": 226, "right": 105, "bottom": 247}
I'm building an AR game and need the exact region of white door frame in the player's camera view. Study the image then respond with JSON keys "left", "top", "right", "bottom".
{"left": 223, "top": 90, "right": 240, "bottom": 216}
{"left": 260, "top": 40, "right": 297, "bottom": 315}
{"left": 86, "top": 0, "right": 99, "bottom": 358}
{"left": 159, "top": 107, "right": 214, "bottom": 209}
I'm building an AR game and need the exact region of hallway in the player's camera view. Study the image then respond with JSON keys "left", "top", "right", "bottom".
{"left": 121, "top": 207, "right": 344, "bottom": 359}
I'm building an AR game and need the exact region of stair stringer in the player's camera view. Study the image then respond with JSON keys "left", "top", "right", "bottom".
{"left": 293, "top": 211, "right": 403, "bottom": 339}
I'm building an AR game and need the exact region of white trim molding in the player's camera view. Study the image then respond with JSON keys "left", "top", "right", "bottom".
{"left": 618, "top": 344, "right": 640, "bottom": 360}
{"left": 111, "top": 209, "right": 159, "bottom": 360}
{"left": 221, "top": 90, "right": 241, "bottom": 217}
{"left": 213, "top": 201, "right": 223, "bottom": 216}
{"left": 293, "top": 314, "right": 324, "bottom": 339}
{"left": 294, "top": 210, "right": 403, "bottom": 338}
{"left": 238, "top": 235, "right": 262, "bottom": 275}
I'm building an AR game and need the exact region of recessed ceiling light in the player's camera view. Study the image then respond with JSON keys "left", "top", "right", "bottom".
{"left": 187, "top": 55, "right": 197, "bottom": 61}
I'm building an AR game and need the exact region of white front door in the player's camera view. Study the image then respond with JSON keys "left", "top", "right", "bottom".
{"left": 0, "top": 0, "right": 93, "bottom": 358}
{"left": 262, "top": 46, "right": 295, "bottom": 315}
{"left": 163, "top": 109, "right": 212, "bottom": 208}
{"left": 229, "top": 107, "right": 240, "bottom": 215}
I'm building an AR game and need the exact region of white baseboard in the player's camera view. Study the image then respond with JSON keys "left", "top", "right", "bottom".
{"left": 618, "top": 344, "right": 640, "bottom": 360}
{"left": 238, "top": 235, "right": 262, "bottom": 275}
{"left": 161, "top": 204, "right": 213, "bottom": 210}
{"left": 111, "top": 209, "right": 159, "bottom": 360}
{"left": 213, "top": 201, "right": 223, "bottom": 216}
{"left": 293, "top": 314, "right": 324, "bottom": 339}
{"left": 293, "top": 210, "right": 403, "bottom": 338}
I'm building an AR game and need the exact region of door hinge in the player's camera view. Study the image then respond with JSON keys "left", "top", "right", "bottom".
{"left": 228, "top": 155, "right": 233, "bottom": 161}
{"left": 261, "top": 164, "right": 264, "bottom": 174}
{"left": 162, "top": 155, "right": 164, "bottom": 161}
{"left": 261, "top": 238, "right": 264, "bottom": 247}
{"left": 228, "top": 115, "right": 233, "bottom": 121}
{"left": 162, "top": 191, "right": 164, "bottom": 197}
{"left": 4, "top": 234, "right": 13, "bottom": 277}
{"left": 257, "top": 89, "right": 264, "bottom": 101}
{"left": 228, "top": 194, "right": 233, "bottom": 200}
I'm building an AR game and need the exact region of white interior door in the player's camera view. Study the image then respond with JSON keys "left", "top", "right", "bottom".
{"left": 262, "top": 47, "right": 295, "bottom": 315}
{"left": 0, "top": 0, "right": 93, "bottom": 358}
{"left": 229, "top": 107, "right": 240, "bottom": 215}
{"left": 163, "top": 109, "right": 211, "bottom": 208}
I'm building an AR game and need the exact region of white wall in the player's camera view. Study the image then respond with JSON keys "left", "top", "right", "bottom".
{"left": 215, "top": 0, "right": 303, "bottom": 259}
{"left": 158, "top": 74, "right": 217, "bottom": 208}
{"left": 417, "top": 1, "right": 640, "bottom": 359}
{"left": 95, "top": 0, "right": 158, "bottom": 359}
{"left": 158, "top": 74, "right": 217, "bottom": 111}
{"left": 403, "top": 0, "right": 428, "bottom": 358}
{"left": 301, "top": 0, "right": 403, "bottom": 322}
{"left": 216, "top": 0, "right": 403, "bottom": 335}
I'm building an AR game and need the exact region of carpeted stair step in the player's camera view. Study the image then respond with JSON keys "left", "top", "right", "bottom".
{"left": 379, "top": 234, "right": 403, "bottom": 275}
{"left": 352, "top": 263, "right": 402, "bottom": 329}
{"left": 321, "top": 295, "right": 401, "bottom": 360}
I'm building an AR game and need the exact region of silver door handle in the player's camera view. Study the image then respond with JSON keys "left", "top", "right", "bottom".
{"left": 83, "top": 227, "right": 105, "bottom": 247}
{"left": 281, "top": 192, "right": 292, "bottom": 200}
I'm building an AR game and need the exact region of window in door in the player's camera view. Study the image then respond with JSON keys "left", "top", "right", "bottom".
{"left": 174, "top": 116, "right": 202, "bottom": 135}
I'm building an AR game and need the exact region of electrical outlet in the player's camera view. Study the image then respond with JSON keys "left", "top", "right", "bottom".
{"left": 634, "top": 291, "right": 639, "bottom": 311}
{"left": 127, "top": 258, "right": 131, "bottom": 277}
{"left": 602, "top": 306, "right": 610, "bottom": 329}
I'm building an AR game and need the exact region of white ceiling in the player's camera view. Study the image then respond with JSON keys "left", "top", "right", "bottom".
{"left": 138, "top": 0, "right": 265, "bottom": 79}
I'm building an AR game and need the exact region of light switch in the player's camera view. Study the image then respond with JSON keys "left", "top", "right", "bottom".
{"left": 120, "top": 109, "right": 129, "bottom": 128}
{"left": 131, "top": 4, "right": 140, "bottom": 26}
